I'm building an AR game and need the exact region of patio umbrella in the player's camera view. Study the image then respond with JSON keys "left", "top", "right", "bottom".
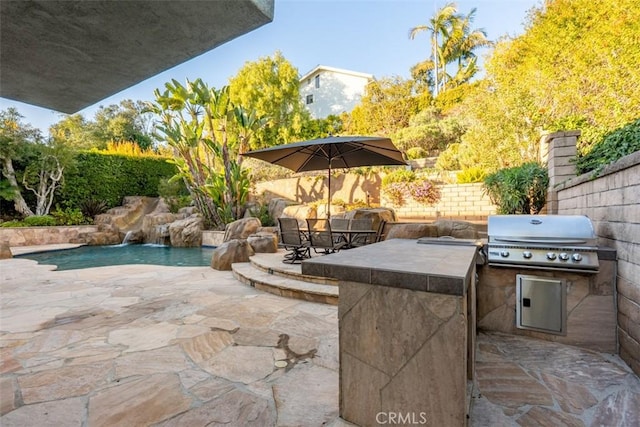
{"left": 242, "top": 135, "right": 407, "bottom": 217}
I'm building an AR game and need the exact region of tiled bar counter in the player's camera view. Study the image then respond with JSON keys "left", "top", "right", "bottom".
{"left": 302, "top": 239, "right": 478, "bottom": 427}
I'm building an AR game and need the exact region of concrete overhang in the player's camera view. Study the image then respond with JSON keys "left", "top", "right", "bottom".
{"left": 0, "top": 0, "right": 274, "bottom": 113}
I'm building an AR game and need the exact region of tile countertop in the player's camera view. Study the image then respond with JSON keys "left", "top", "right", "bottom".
{"left": 301, "top": 238, "right": 478, "bottom": 296}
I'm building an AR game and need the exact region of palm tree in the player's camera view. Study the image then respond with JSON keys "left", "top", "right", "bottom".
{"left": 409, "top": 2, "right": 458, "bottom": 97}
{"left": 409, "top": 3, "right": 490, "bottom": 95}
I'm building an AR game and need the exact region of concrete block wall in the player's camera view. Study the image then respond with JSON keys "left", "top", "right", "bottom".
{"left": 541, "top": 131, "right": 580, "bottom": 214}
{"left": 554, "top": 150, "right": 640, "bottom": 375}
{"left": 382, "top": 183, "right": 497, "bottom": 221}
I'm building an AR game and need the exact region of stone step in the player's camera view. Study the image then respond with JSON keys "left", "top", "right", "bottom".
{"left": 249, "top": 252, "right": 339, "bottom": 286}
{"left": 231, "top": 262, "right": 338, "bottom": 306}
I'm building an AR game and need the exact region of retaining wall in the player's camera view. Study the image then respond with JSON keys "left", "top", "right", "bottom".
{"left": 0, "top": 225, "right": 100, "bottom": 247}
{"left": 382, "top": 183, "right": 497, "bottom": 221}
{"left": 555, "top": 149, "right": 640, "bottom": 375}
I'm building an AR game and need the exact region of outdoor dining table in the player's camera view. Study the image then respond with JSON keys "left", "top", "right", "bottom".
{"left": 329, "top": 228, "right": 377, "bottom": 248}
{"left": 297, "top": 227, "right": 377, "bottom": 249}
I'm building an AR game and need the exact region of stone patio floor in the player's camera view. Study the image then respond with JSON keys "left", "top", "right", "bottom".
{"left": 1, "top": 247, "right": 639, "bottom": 426}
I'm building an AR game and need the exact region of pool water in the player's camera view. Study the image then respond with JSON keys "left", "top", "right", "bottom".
{"left": 16, "top": 244, "right": 216, "bottom": 271}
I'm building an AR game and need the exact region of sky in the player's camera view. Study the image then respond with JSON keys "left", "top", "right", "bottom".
{"left": 0, "top": 0, "right": 541, "bottom": 134}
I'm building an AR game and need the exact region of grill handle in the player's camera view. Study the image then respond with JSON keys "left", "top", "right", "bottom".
{"left": 492, "top": 237, "right": 589, "bottom": 245}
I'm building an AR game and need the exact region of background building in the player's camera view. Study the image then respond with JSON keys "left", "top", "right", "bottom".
{"left": 299, "top": 65, "right": 373, "bottom": 119}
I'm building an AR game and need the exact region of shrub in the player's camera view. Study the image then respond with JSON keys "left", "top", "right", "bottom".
{"left": 158, "top": 178, "right": 192, "bottom": 213}
{"left": 384, "top": 182, "right": 408, "bottom": 207}
{"left": 406, "top": 147, "right": 427, "bottom": 160}
{"left": 59, "top": 152, "right": 177, "bottom": 209}
{"left": 247, "top": 202, "right": 275, "bottom": 226}
{"left": 483, "top": 162, "right": 549, "bottom": 214}
{"left": 51, "top": 206, "right": 88, "bottom": 225}
{"left": 381, "top": 169, "right": 416, "bottom": 187}
{"left": 1, "top": 215, "right": 59, "bottom": 227}
{"left": 456, "top": 167, "right": 487, "bottom": 183}
{"left": 435, "top": 143, "right": 461, "bottom": 171}
{"left": 409, "top": 181, "right": 441, "bottom": 205}
{"left": 574, "top": 118, "right": 640, "bottom": 175}
{"left": 79, "top": 198, "right": 108, "bottom": 219}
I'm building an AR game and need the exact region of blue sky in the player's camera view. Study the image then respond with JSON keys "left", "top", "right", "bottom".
{"left": 1, "top": 0, "right": 541, "bottom": 134}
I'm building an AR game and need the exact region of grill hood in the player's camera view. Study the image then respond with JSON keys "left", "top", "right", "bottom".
{"left": 488, "top": 215, "right": 596, "bottom": 245}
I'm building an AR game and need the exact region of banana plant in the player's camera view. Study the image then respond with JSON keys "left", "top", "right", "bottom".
{"left": 148, "top": 79, "right": 264, "bottom": 228}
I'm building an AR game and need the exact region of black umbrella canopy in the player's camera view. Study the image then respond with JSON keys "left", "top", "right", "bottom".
{"left": 241, "top": 135, "right": 407, "bottom": 172}
{"left": 242, "top": 135, "right": 407, "bottom": 217}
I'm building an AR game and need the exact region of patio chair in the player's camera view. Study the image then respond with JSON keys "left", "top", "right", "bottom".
{"left": 277, "top": 217, "right": 311, "bottom": 264}
{"left": 330, "top": 218, "right": 350, "bottom": 245}
{"left": 374, "top": 220, "right": 388, "bottom": 243}
{"left": 306, "top": 218, "right": 347, "bottom": 254}
{"left": 349, "top": 218, "right": 374, "bottom": 247}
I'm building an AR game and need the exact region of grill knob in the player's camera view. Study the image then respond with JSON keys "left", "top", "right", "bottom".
{"left": 572, "top": 253, "right": 583, "bottom": 262}
{"left": 523, "top": 251, "right": 532, "bottom": 259}
{"left": 546, "top": 252, "right": 557, "bottom": 260}
{"left": 500, "top": 250, "right": 510, "bottom": 258}
{"left": 559, "top": 253, "right": 569, "bottom": 261}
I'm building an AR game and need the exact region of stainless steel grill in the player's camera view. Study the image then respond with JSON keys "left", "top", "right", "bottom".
{"left": 487, "top": 215, "right": 599, "bottom": 273}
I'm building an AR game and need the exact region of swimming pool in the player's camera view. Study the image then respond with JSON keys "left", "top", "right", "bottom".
{"left": 16, "top": 244, "right": 216, "bottom": 271}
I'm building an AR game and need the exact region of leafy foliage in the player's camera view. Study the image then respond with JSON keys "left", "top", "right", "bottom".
{"left": 158, "top": 178, "right": 191, "bottom": 214}
{"left": 246, "top": 202, "right": 275, "bottom": 227}
{"left": 51, "top": 206, "right": 88, "bottom": 225}
{"left": 456, "top": 166, "right": 486, "bottom": 183}
{"left": 409, "top": 2, "right": 491, "bottom": 97}
{"left": 228, "top": 51, "right": 309, "bottom": 148}
{"left": 574, "top": 118, "right": 640, "bottom": 175}
{"left": 454, "top": 0, "right": 640, "bottom": 172}
{"left": 59, "top": 152, "right": 176, "bottom": 209}
{"left": 149, "top": 79, "right": 265, "bottom": 228}
{"left": 483, "top": 162, "right": 549, "bottom": 214}
{"left": 391, "top": 107, "right": 465, "bottom": 154}
{"left": 79, "top": 198, "right": 108, "bottom": 219}
{"left": 408, "top": 180, "right": 441, "bottom": 205}
{"left": 384, "top": 182, "right": 408, "bottom": 207}
{"left": 1, "top": 215, "right": 57, "bottom": 227}
{"left": 381, "top": 169, "right": 416, "bottom": 187}
{"left": 345, "top": 77, "right": 420, "bottom": 135}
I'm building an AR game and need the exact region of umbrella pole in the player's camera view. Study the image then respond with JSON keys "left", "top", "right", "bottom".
{"left": 327, "top": 167, "right": 331, "bottom": 218}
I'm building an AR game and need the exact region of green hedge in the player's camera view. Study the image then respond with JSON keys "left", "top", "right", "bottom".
{"left": 58, "top": 152, "right": 177, "bottom": 209}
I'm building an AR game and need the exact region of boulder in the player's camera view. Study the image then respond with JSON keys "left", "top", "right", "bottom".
{"left": 169, "top": 215, "right": 204, "bottom": 247}
{"left": 142, "top": 212, "right": 176, "bottom": 244}
{"left": 281, "top": 205, "right": 317, "bottom": 228}
{"left": 86, "top": 231, "right": 122, "bottom": 246}
{"left": 223, "top": 218, "right": 261, "bottom": 242}
{"left": 433, "top": 220, "right": 479, "bottom": 239}
{"left": 268, "top": 198, "right": 300, "bottom": 223}
{"left": 0, "top": 241, "right": 12, "bottom": 259}
{"left": 247, "top": 233, "right": 278, "bottom": 253}
{"left": 346, "top": 208, "right": 397, "bottom": 234}
{"left": 121, "top": 229, "right": 144, "bottom": 244}
{"left": 385, "top": 223, "right": 438, "bottom": 240}
{"left": 211, "top": 239, "right": 255, "bottom": 270}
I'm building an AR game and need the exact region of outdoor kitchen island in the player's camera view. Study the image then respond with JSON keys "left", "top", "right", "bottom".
{"left": 302, "top": 238, "right": 479, "bottom": 427}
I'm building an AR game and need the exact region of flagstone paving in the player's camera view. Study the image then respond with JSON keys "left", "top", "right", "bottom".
{"left": 2, "top": 249, "right": 639, "bottom": 426}
{"left": 0, "top": 258, "right": 339, "bottom": 426}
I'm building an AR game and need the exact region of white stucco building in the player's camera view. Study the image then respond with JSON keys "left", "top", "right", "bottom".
{"left": 299, "top": 65, "right": 373, "bottom": 119}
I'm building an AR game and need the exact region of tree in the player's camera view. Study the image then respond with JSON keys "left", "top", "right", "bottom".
{"left": 228, "top": 51, "right": 311, "bottom": 147}
{"left": 0, "top": 108, "right": 40, "bottom": 217}
{"left": 93, "top": 100, "right": 155, "bottom": 149}
{"left": 453, "top": 0, "right": 640, "bottom": 170}
{"left": 149, "top": 79, "right": 265, "bottom": 228}
{"left": 409, "top": 3, "right": 489, "bottom": 96}
{"left": 346, "top": 77, "right": 419, "bottom": 135}
{"left": 50, "top": 100, "right": 156, "bottom": 151}
{"left": 49, "top": 114, "right": 99, "bottom": 150}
